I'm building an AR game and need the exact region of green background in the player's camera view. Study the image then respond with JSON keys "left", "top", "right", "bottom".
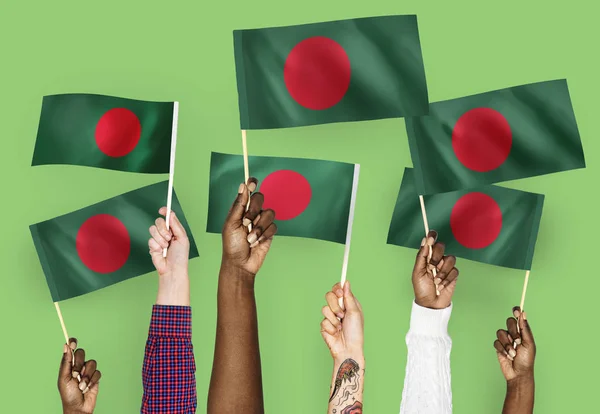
{"left": 0, "top": 0, "right": 596, "bottom": 412}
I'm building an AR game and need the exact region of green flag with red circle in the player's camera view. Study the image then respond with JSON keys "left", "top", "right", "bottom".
{"left": 387, "top": 168, "right": 544, "bottom": 270}
{"left": 406, "top": 79, "right": 585, "bottom": 195}
{"left": 32, "top": 94, "right": 175, "bottom": 173}
{"left": 233, "top": 15, "right": 428, "bottom": 129}
{"left": 206, "top": 152, "right": 358, "bottom": 244}
{"left": 29, "top": 181, "right": 199, "bottom": 302}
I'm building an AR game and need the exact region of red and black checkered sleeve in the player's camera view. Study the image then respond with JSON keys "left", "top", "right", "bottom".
{"left": 141, "top": 305, "right": 197, "bottom": 413}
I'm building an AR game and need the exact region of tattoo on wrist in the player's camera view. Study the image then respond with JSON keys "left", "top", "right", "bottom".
{"left": 329, "top": 359, "right": 363, "bottom": 413}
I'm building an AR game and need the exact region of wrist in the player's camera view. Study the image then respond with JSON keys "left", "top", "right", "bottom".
{"left": 219, "top": 261, "right": 256, "bottom": 288}
{"left": 334, "top": 353, "right": 365, "bottom": 367}
{"left": 507, "top": 373, "right": 535, "bottom": 390}
{"left": 63, "top": 408, "right": 87, "bottom": 414}
{"left": 156, "top": 272, "right": 190, "bottom": 306}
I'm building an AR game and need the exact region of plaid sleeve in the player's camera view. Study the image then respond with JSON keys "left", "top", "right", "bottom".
{"left": 141, "top": 305, "right": 197, "bottom": 414}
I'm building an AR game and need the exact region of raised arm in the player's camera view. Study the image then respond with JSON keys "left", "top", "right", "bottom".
{"left": 400, "top": 230, "right": 459, "bottom": 414}
{"left": 207, "top": 178, "right": 277, "bottom": 414}
{"left": 142, "top": 207, "right": 196, "bottom": 413}
{"left": 321, "top": 282, "right": 365, "bottom": 414}
{"left": 494, "top": 307, "right": 536, "bottom": 414}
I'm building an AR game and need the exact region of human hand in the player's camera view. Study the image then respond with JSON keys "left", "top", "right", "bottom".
{"left": 58, "top": 338, "right": 101, "bottom": 414}
{"left": 494, "top": 307, "right": 536, "bottom": 383}
{"left": 149, "top": 207, "right": 190, "bottom": 305}
{"left": 412, "top": 230, "right": 459, "bottom": 309}
{"left": 221, "top": 177, "right": 277, "bottom": 277}
{"left": 320, "top": 281, "right": 364, "bottom": 362}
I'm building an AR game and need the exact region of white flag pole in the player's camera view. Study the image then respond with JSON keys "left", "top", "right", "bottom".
{"left": 339, "top": 164, "right": 360, "bottom": 307}
{"left": 163, "top": 101, "right": 179, "bottom": 258}
{"left": 419, "top": 195, "right": 439, "bottom": 296}
{"left": 241, "top": 129, "right": 252, "bottom": 231}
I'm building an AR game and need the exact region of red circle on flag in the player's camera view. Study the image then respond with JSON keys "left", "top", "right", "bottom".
{"left": 76, "top": 214, "right": 131, "bottom": 273}
{"left": 450, "top": 192, "right": 502, "bottom": 249}
{"left": 260, "top": 170, "right": 312, "bottom": 220}
{"left": 95, "top": 108, "right": 142, "bottom": 157}
{"left": 284, "top": 36, "right": 351, "bottom": 110}
{"left": 452, "top": 107, "right": 512, "bottom": 172}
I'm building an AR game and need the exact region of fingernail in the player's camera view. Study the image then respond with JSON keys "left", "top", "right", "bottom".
{"left": 247, "top": 233, "right": 257, "bottom": 244}
{"left": 515, "top": 337, "right": 521, "bottom": 345}
{"left": 420, "top": 237, "right": 426, "bottom": 246}
{"left": 165, "top": 232, "right": 171, "bottom": 241}
{"left": 248, "top": 182, "right": 257, "bottom": 192}
{"left": 238, "top": 183, "right": 245, "bottom": 194}
{"left": 336, "top": 312, "right": 344, "bottom": 319}
{"left": 242, "top": 218, "right": 251, "bottom": 227}
{"left": 509, "top": 349, "right": 517, "bottom": 358}
{"left": 82, "top": 386, "right": 90, "bottom": 394}
{"left": 249, "top": 240, "right": 259, "bottom": 248}
{"left": 427, "top": 236, "right": 435, "bottom": 246}
{"left": 79, "top": 380, "right": 87, "bottom": 391}
{"left": 507, "top": 354, "right": 514, "bottom": 361}
{"left": 434, "top": 278, "right": 441, "bottom": 285}
{"left": 72, "top": 371, "right": 79, "bottom": 379}
{"left": 335, "top": 289, "right": 343, "bottom": 297}
{"left": 438, "top": 284, "right": 445, "bottom": 291}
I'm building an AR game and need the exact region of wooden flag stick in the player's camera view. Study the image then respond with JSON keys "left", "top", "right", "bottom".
{"left": 519, "top": 270, "right": 531, "bottom": 312}
{"left": 54, "top": 302, "right": 80, "bottom": 381}
{"left": 419, "top": 195, "right": 439, "bottom": 296}
{"left": 339, "top": 165, "right": 360, "bottom": 307}
{"left": 241, "top": 129, "right": 252, "bottom": 232}
{"left": 163, "top": 101, "right": 179, "bottom": 258}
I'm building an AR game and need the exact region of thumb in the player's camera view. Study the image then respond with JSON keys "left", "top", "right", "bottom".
{"left": 519, "top": 312, "right": 534, "bottom": 347}
{"left": 225, "top": 183, "right": 249, "bottom": 227}
{"left": 59, "top": 343, "right": 73, "bottom": 383}
{"left": 342, "top": 281, "right": 360, "bottom": 312}
{"left": 413, "top": 243, "right": 429, "bottom": 278}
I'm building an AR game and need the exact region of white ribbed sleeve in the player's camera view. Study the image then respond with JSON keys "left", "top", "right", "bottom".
{"left": 399, "top": 301, "right": 453, "bottom": 414}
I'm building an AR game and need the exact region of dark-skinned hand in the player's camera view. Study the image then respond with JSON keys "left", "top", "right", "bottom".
{"left": 494, "top": 307, "right": 536, "bottom": 382}
{"left": 221, "top": 177, "right": 278, "bottom": 276}
{"left": 412, "top": 230, "right": 459, "bottom": 309}
{"left": 58, "top": 338, "right": 101, "bottom": 414}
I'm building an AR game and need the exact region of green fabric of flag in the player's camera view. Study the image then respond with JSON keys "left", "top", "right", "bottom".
{"left": 406, "top": 79, "right": 585, "bottom": 195}
{"left": 207, "top": 152, "right": 357, "bottom": 244}
{"left": 234, "top": 15, "right": 428, "bottom": 129}
{"left": 387, "top": 168, "right": 544, "bottom": 270}
{"left": 32, "top": 94, "right": 174, "bottom": 173}
{"left": 30, "top": 181, "right": 199, "bottom": 301}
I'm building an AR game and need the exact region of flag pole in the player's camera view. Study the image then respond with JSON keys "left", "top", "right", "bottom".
{"left": 519, "top": 270, "right": 531, "bottom": 311}
{"left": 163, "top": 101, "right": 179, "bottom": 258}
{"left": 241, "top": 129, "right": 252, "bottom": 231}
{"left": 54, "top": 302, "right": 80, "bottom": 381}
{"left": 419, "top": 195, "right": 439, "bottom": 296}
{"left": 339, "top": 164, "right": 360, "bottom": 307}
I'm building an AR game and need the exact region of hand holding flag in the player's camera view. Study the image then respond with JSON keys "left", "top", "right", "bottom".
{"left": 222, "top": 177, "right": 278, "bottom": 277}
{"left": 58, "top": 338, "right": 101, "bottom": 414}
{"left": 412, "top": 231, "right": 459, "bottom": 310}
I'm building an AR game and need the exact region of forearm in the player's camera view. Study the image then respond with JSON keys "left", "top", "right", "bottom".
{"left": 328, "top": 354, "right": 365, "bottom": 413}
{"left": 207, "top": 263, "right": 263, "bottom": 414}
{"left": 503, "top": 375, "right": 535, "bottom": 414}
{"left": 400, "top": 302, "right": 453, "bottom": 414}
{"left": 141, "top": 305, "right": 196, "bottom": 413}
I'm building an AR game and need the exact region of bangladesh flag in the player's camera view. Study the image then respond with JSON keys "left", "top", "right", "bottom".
{"left": 387, "top": 168, "right": 544, "bottom": 270}
{"left": 406, "top": 79, "right": 585, "bottom": 195}
{"left": 32, "top": 94, "right": 176, "bottom": 173}
{"left": 233, "top": 15, "right": 428, "bottom": 129}
{"left": 30, "top": 181, "right": 199, "bottom": 301}
{"left": 207, "top": 152, "right": 359, "bottom": 244}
